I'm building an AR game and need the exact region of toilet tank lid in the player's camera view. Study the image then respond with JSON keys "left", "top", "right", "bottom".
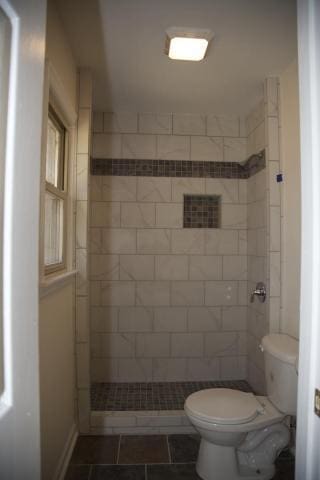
{"left": 261, "top": 334, "right": 299, "bottom": 365}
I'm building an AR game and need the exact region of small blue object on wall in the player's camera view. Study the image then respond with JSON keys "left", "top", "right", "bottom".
{"left": 276, "top": 173, "right": 283, "bottom": 183}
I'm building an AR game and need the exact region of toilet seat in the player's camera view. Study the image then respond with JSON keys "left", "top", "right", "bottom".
{"left": 185, "top": 388, "right": 265, "bottom": 425}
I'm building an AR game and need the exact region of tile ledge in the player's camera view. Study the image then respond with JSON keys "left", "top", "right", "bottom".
{"left": 39, "top": 269, "right": 77, "bottom": 299}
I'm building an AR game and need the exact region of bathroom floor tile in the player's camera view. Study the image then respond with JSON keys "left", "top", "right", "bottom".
{"left": 118, "top": 435, "right": 169, "bottom": 464}
{"left": 168, "top": 434, "right": 200, "bottom": 463}
{"left": 147, "top": 464, "right": 201, "bottom": 480}
{"left": 70, "top": 435, "right": 119, "bottom": 464}
{"left": 91, "top": 465, "right": 145, "bottom": 480}
{"left": 64, "top": 465, "right": 91, "bottom": 480}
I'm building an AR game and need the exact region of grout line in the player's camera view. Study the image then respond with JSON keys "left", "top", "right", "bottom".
{"left": 166, "top": 435, "right": 172, "bottom": 464}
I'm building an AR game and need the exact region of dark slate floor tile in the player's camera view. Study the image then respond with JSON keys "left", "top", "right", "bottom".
{"left": 91, "top": 465, "right": 145, "bottom": 480}
{"left": 168, "top": 434, "right": 200, "bottom": 463}
{"left": 147, "top": 464, "right": 201, "bottom": 480}
{"left": 118, "top": 435, "right": 169, "bottom": 464}
{"left": 70, "top": 435, "right": 119, "bottom": 465}
{"left": 273, "top": 453, "right": 295, "bottom": 479}
{"left": 64, "top": 465, "right": 91, "bottom": 480}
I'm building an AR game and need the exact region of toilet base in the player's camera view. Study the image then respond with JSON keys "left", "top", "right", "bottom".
{"left": 196, "top": 438, "right": 275, "bottom": 480}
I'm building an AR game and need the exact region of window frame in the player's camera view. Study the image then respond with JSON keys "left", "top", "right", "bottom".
{"left": 44, "top": 104, "right": 69, "bottom": 275}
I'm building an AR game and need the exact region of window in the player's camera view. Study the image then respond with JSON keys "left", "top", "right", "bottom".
{"left": 44, "top": 106, "right": 67, "bottom": 273}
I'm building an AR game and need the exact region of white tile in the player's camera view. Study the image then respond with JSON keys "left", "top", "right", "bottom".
{"left": 136, "top": 333, "right": 170, "bottom": 357}
{"left": 91, "top": 358, "right": 118, "bottom": 382}
{"left": 77, "top": 154, "right": 89, "bottom": 201}
{"left": 118, "top": 359, "right": 153, "bottom": 382}
{"left": 224, "top": 138, "right": 247, "bottom": 163}
{"left": 101, "top": 281, "right": 135, "bottom": 306}
{"left": 77, "top": 109, "right": 90, "bottom": 154}
{"left": 171, "top": 333, "right": 203, "bottom": 357}
{"left": 172, "top": 178, "right": 205, "bottom": 202}
{"left": 137, "top": 229, "right": 171, "bottom": 254}
{"left": 103, "top": 176, "right": 137, "bottom": 202}
{"left": 171, "top": 281, "right": 204, "bottom": 306}
{"left": 238, "top": 281, "right": 248, "bottom": 306}
{"left": 90, "top": 281, "right": 101, "bottom": 306}
{"left": 205, "top": 281, "right": 238, "bottom": 306}
{"left": 265, "top": 77, "right": 279, "bottom": 117}
{"left": 139, "top": 113, "right": 172, "bottom": 134}
{"left": 269, "top": 162, "right": 280, "bottom": 206}
{"left": 204, "top": 332, "right": 240, "bottom": 357}
{"left": 76, "top": 249, "right": 88, "bottom": 295}
{"left": 136, "top": 281, "right": 170, "bottom": 306}
{"left": 270, "top": 206, "right": 281, "bottom": 251}
{"left": 270, "top": 252, "right": 281, "bottom": 297}
{"left": 93, "top": 333, "right": 135, "bottom": 357}
{"left": 187, "top": 358, "right": 220, "bottom": 381}
{"left": 90, "top": 175, "right": 102, "bottom": 201}
{"left": 121, "top": 202, "right": 155, "bottom": 228}
{"left": 91, "top": 202, "right": 121, "bottom": 227}
{"left": 246, "top": 100, "right": 265, "bottom": 135}
{"left": 191, "top": 136, "right": 223, "bottom": 162}
{"left": 207, "top": 115, "right": 239, "bottom": 137}
{"left": 220, "top": 356, "right": 247, "bottom": 380}
{"left": 171, "top": 229, "right": 205, "bottom": 254}
{"left": 155, "top": 255, "right": 188, "bottom": 280}
{"left": 156, "top": 204, "right": 182, "bottom": 228}
{"left": 76, "top": 296, "right": 89, "bottom": 342}
{"left": 222, "top": 306, "right": 247, "bottom": 331}
{"left": 119, "top": 255, "right": 154, "bottom": 281}
{"left": 103, "top": 112, "right": 138, "bottom": 133}
{"left": 267, "top": 117, "right": 280, "bottom": 160}
{"left": 187, "top": 306, "right": 221, "bottom": 331}
{"left": 189, "top": 255, "right": 222, "bottom": 280}
{"left": 221, "top": 204, "right": 247, "bottom": 229}
{"left": 157, "top": 135, "right": 190, "bottom": 160}
{"left": 153, "top": 307, "right": 188, "bottom": 332}
{"left": 223, "top": 255, "right": 247, "bottom": 280}
{"left": 118, "top": 306, "right": 153, "bottom": 332}
{"left": 205, "top": 178, "right": 239, "bottom": 204}
{"left": 76, "top": 343, "right": 90, "bottom": 388}
{"left": 269, "top": 297, "right": 281, "bottom": 333}
{"left": 92, "top": 133, "right": 121, "bottom": 158}
{"left": 92, "top": 112, "right": 103, "bottom": 133}
{"left": 76, "top": 201, "right": 88, "bottom": 248}
{"left": 90, "top": 228, "right": 103, "bottom": 254}
{"left": 152, "top": 359, "right": 187, "bottom": 381}
{"left": 136, "top": 414, "right": 182, "bottom": 427}
{"left": 137, "top": 177, "right": 171, "bottom": 202}
{"left": 239, "top": 230, "right": 248, "bottom": 255}
{"left": 173, "top": 114, "right": 206, "bottom": 135}
{"left": 91, "top": 306, "right": 118, "bottom": 332}
{"left": 90, "top": 254, "right": 119, "bottom": 280}
{"left": 205, "top": 230, "right": 238, "bottom": 255}
{"left": 102, "top": 229, "right": 136, "bottom": 254}
{"left": 78, "top": 389, "right": 90, "bottom": 433}
{"left": 239, "top": 180, "right": 247, "bottom": 204}
{"left": 122, "top": 134, "right": 156, "bottom": 159}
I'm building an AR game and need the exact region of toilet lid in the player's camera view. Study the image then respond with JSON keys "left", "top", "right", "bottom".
{"left": 185, "top": 388, "right": 263, "bottom": 425}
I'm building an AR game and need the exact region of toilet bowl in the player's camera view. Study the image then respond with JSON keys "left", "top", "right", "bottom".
{"left": 184, "top": 334, "right": 299, "bottom": 480}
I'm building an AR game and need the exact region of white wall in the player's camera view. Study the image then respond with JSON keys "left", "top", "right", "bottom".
{"left": 39, "top": 0, "right": 78, "bottom": 478}
{"left": 279, "top": 60, "right": 301, "bottom": 339}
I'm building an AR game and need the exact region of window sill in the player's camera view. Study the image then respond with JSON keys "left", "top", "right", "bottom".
{"left": 39, "top": 269, "right": 77, "bottom": 299}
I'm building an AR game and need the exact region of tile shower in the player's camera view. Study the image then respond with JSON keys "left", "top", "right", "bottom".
{"left": 84, "top": 78, "right": 281, "bottom": 433}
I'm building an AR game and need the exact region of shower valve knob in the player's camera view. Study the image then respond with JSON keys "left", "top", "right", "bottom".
{"left": 250, "top": 282, "right": 266, "bottom": 303}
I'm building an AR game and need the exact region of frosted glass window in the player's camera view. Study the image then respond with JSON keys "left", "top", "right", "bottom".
{"left": 44, "top": 193, "right": 64, "bottom": 266}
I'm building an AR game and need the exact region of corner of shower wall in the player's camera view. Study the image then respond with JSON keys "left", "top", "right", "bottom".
{"left": 246, "top": 77, "right": 282, "bottom": 394}
{"left": 75, "top": 69, "right": 92, "bottom": 433}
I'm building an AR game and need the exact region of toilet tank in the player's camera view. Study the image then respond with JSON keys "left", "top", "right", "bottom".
{"left": 261, "top": 333, "right": 299, "bottom": 415}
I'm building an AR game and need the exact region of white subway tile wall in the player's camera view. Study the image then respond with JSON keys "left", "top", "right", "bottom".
{"left": 90, "top": 111, "right": 249, "bottom": 382}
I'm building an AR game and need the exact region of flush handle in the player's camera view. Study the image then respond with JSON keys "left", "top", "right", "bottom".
{"left": 250, "top": 282, "right": 266, "bottom": 303}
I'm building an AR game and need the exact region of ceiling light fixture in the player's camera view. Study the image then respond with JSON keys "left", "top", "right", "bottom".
{"left": 165, "top": 27, "right": 213, "bottom": 62}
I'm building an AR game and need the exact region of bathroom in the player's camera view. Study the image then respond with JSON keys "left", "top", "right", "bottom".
{"left": 3, "top": 0, "right": 316, "bottom": 479}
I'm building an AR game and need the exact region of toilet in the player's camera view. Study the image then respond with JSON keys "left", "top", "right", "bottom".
{"left": 185, "top": 333, "right": 299, "bottom": 480}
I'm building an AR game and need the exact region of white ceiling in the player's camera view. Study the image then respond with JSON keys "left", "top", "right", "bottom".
{"left": 56, "top": 0, "right": 297, "bottom": 115}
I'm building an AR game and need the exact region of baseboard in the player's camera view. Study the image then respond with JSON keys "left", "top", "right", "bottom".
{"left": 53, "top": 423, "right": 78, "bottom": 480}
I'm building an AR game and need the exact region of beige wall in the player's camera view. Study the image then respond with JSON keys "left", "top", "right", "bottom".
{"left": 280, "top": 60, "right": 301, "bottom": 339}
{"left": 39, "top": 1, "right": 78, "bottom": 478}
{"left": 39, "top": 284, "right": 75, "bottom": 480}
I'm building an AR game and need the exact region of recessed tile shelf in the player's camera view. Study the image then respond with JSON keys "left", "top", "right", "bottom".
{"left": 183, "top": 195, "right": 220, "bottom": 229}
{"left": 91, "top": 151, "right": 265, "bottom": 179}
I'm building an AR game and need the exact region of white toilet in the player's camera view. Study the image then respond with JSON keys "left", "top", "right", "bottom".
{"left": 185, "top": 333, "right": 299, "bottom": 480}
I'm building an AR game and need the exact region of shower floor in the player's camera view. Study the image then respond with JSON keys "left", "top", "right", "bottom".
{"left": 91, "top": 380, "right": 253, "bottom": 411}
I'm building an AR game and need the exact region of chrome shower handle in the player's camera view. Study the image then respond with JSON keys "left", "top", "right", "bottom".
{"left": 250, "top": 282, "right": 266, "bottom": 303}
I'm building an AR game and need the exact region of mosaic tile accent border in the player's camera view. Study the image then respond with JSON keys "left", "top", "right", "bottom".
{"left": 91, "top": 380, "right": 253, "bottom": 411}
{"left": 183, "top": 195, "right": 220, "bottom": 228}
{"left": 91, "top": 151, "right": 265, "bottom": 179}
